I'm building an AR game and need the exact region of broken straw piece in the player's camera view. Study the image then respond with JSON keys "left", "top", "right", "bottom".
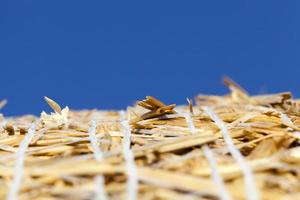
{"left": 203, "top": 107, "right": 259, "bottom": 200}
{"left": 41, "top": 97, "right": 69, "bottom": 128}
{"left": 0, "top": 99, "right": 7, "bottom": 110}
{"left": 44, "top": 96, "right": 62, "bottom": 114}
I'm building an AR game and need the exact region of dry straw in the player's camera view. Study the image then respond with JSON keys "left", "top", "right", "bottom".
{"left": 1, "top": 78, "right": 300, "bottom": 200}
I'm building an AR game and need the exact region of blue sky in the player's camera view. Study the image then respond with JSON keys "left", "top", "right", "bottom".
{"left": 0, "top": 1, "right": 300, "bottom": 115}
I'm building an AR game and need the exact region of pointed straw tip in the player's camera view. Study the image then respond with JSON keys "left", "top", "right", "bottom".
{"left": 44, "top": 96, "right": 62, "bottom": 114}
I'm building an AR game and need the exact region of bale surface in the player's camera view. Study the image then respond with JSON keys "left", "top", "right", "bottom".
{"left": 1, "top": 79, "right": 300, "bottom": 200}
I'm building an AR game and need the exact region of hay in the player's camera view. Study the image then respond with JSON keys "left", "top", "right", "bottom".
{"left": 1, "top": 78, "right": 300, "bottom": 200}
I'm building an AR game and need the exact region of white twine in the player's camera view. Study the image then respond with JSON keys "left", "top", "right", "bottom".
{"left": 293, "top": 132, "right": 300, "bottom": 140}
{"left": 203, "top": 107, "right": 259, "bottom": 200}
{"left": 6, "top": 122, "right": 37, "bottom": 200}
{"left": 183, "top": 110, "right": 231, "bottom": 200}
{"left": 245, "top": 105, "right": 295, "bottom": 129}
{"left": 203, "top": 146, "right": 232, "bottom": 200}
{"left": 88, "top": 119, "right": 108, "bottom": 200}
{"left": 119, "top": 110, "right": 126, "bottom": 121}
{"left": 0, "top": 117, "right": 11, "bottom": 132}
{"left": 279, "top": 112, "right": 294, "bottom": 127}
{"left": 183, "top": 112, "right": 197, "bottom": 134}
{"left": 94, "top": 175, "right": 108, "bottom": 200}
{"left": 88, "top": 120, "right": 104, "bottom": 162}
{"left": 121, "top": 120, "right": 138, "bottom": 200}
{"left": 175, "top": 109, "right": 196, "bottom": 134}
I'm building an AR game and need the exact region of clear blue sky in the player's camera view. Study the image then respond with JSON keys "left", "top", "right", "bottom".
{"left": 0, "top": 1, "right": 299, "bottom": 115}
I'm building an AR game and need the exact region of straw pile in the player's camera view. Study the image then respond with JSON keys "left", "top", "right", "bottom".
{"left": 1, "top": 78, "right": 300, "bottom": 200}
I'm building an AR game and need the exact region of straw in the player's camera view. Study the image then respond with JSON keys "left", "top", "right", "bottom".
{"left": 1, "top": 79, "right": 300, "bottom": 200}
